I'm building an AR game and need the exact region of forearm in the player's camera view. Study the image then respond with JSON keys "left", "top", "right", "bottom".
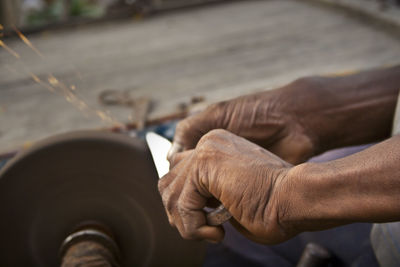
{"left": 284, "top": 66, "right": 400, "bottom": 153}
{"left": 286, "top": 135, "right": 400, "bottom": 232}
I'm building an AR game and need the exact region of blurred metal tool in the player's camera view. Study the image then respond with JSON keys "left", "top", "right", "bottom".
{"left": 146, "top": 132, "right": 232, "bottom": 226}
{"left": 297, "top": 242, "right": 332, "bottom": 267}
{"left": 0, "top": 131, "right": 205, "bottom": 266}
{"left": 99, "top": 90, "right": 151, "bottom": 130}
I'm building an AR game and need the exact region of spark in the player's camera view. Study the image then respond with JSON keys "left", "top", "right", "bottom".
{"left": 47, "top": 75, "right": 59, "bottom": 86}
{"left": 30, "top": 73, "right": 55, "bottom": 92}
{"left": 1, "top": 28, "right": 125, "bottom": 128}
{"left": 45, "top": 74, "right": 122, "bottom": 125}
{"left": 30, "top": 73, "right": 40, "bottom": 83}
{"left": 13, "top": 27, "right": 44, "bottom": 58}
{"left": 96, "top": 111, "right": 109, "bottom": 121}
{"left": 0, "top": 40, "right": 20, "bottom": 58}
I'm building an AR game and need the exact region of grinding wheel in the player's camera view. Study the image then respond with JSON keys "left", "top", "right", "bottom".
{"left": 0, "top": 131, "right": 205, "bottom": 266}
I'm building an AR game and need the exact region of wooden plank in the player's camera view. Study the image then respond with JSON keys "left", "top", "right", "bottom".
{"left": 0, "top": 0, "right": 399, "bottom": 152}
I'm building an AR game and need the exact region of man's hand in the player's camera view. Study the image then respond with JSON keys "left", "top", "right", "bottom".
{"left": 170, "top": 78, "right": 319, "bottom": 164}
{"left": 170, "top": 67, "right": 400, "bottom": 163}
{"left": 159, "top": 129, "right": 297, "bottom": 244}
{"left": 159, "top": 131, "right": 400, "bottom": 244}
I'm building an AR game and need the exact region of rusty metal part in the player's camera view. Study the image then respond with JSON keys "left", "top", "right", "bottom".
{"left": 0, "top": 131, "right": 205, "bottom": 266}
{"left": 99, "top": 90, "right": 151, "bottom": 130}
{"left": 206, "top": 205, "right": 232, "bottom": 226}
{"left": 60, "top": 227, "right": 120, "bottom": 267}
{"left": 133, "top": 97, "right": 151, "bottom": 130}
{"left": 60, "top": 224, "right": 121, "bottom": 264}
{"left": 61, "top": 240, "right": 118, "bottom": 267}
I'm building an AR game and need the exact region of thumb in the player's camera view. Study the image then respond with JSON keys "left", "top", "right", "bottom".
{"left": 168, "top": 112, "right": 214, "bottom": 160}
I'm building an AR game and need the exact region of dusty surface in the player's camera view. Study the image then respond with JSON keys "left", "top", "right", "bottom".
{"left": 311, "top": 0, "right": 400, "bottom": 27}
{"left": 1, "top": 0, "right": 400, "bottom": 152}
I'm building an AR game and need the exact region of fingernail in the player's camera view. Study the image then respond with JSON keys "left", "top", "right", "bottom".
{"left": 167, "top": 142, "right": 183, "bottom": 161}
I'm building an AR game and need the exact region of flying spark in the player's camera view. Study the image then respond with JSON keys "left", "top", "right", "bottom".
{"left": 30, "top": 73, "right": 55, "bottom": 92}
{"left": 47, "top": 75, "right": 59, "bottom": 86}
{"left": 0, "top": 40, "right": 20, "bottom": 58}
{"left": 13, "top": 27, "right": 43, "bottom": 58}
{"left": 2, "top": 26, "right": 125, "bottom": 129}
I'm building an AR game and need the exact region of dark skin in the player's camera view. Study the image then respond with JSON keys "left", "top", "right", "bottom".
{"left": 159, "top": 66, "right": 400, "bottom": 244}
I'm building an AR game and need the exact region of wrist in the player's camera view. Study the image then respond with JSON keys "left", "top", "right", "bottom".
{"left": 278, "top": 162, "right": 350, "bottom": 233}
{"left": 283, "top": 67, "right": 400, "bottom": 154}
{"left": 281, "top": 138, "right": 400, "bottom": 232}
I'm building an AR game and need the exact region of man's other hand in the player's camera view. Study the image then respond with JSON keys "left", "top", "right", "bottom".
{"left": 169, "top": 78, "right": 319, "bottom": 164}
{"left": 169, "top": 67, "right": 400, "bottom": 164}
{"left": 159, "top": 129, "right": 297, "bottom": 244}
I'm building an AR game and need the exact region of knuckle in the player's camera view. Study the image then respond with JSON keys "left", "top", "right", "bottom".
{"left": 160, "top": 188, "right": 174, "bottom": 211}
{"left": 207, "top": 101, "right": 227, "bottom": 113}
{"left": 175, "top": 120, "right": 191, "bottom": 139}
{"left": 168, "top": 219, "right": 175, "bottom": 227}
{"left": 208, "top": 128, "right": 229, "bottom": 136}
{"left": 175, "top": 116, "right": 204, "bottom": 148}
{"left": 291, "top": 76, "right": 312, "bottom": 87}
{"left": 176, "top": 200, "right": 189, "bottom": 216}
{"left": 160, "top": 192, "right": 169, "bottom": 208}
{"left": 291, "top": 76, "right": 324, "bottom": 89}
{"left": 166, "top": 201, "right": 174, "bottom": 214}
{"left": 157, "top": 177, "right": 168, "bottom": 193}
{"left": 168, "top": 153, "right": 177, "bottom": 167}
{"left": 165, "top": 201, "right": 175, "bottom": 216}
{"left": 205, "top": 101, "right": 230, "bottom": 127}
{"left": 198, "top": 129, "right": 227, "bottom": 146}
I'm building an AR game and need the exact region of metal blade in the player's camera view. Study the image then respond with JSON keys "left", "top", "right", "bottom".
{"left": 145, "top": 132, "right": 171, "bottom": 178}
{"left": 145, "top": 132, "right": 232, "bottom": 226}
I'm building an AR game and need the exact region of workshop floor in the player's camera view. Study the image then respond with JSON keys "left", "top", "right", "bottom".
{"left": 1, "top": 0, "right": 400, "bottom": 152}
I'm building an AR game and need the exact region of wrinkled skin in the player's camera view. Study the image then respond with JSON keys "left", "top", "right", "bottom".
{"left": 159, "top": 66, "right": 400, "bottom": 244}
{"left": 159, "top": 129, "right": 294, "bottom": 244}
{"left": 169, "top": 78, "right": 318, "bottom": 165}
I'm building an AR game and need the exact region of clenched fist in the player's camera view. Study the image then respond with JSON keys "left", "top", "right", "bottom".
{"left": 159, "top": 129, "right": 298, "bottom": 244}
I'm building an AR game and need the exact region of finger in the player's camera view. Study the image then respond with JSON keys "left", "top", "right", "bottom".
{"left": 158, "top": 154, "right": 191, "bottom": 192}
{"left": 158, "top": 161, "right": 190, "bottom": 226}
{"left": 159, "top": 184, "right": 177, "bottom": 227}
{"left": 169, "top": 150, "right": 193, "bottom": 168}
{"left": 196, "top": 225, "right": 225, "bottom": 243}
{"left": 158, "top": 178, "right": 179, "bottom": 227}
{"left": 174, "top": 116, "right": 207, "bottom": 149}
{"left": 177, "top": 206, "right": 225, "bottom": 243}
{"left": 173, "top": 179, "right": 224, "bottom": 242}
{"left": 167, "top": 142, "right": 183, "bottom": 161}
{"left": 171, "top": 109, "right": 217, "bottom": 157}
{"left": 158, "top": 171, "right": 176, "bottom": 194}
